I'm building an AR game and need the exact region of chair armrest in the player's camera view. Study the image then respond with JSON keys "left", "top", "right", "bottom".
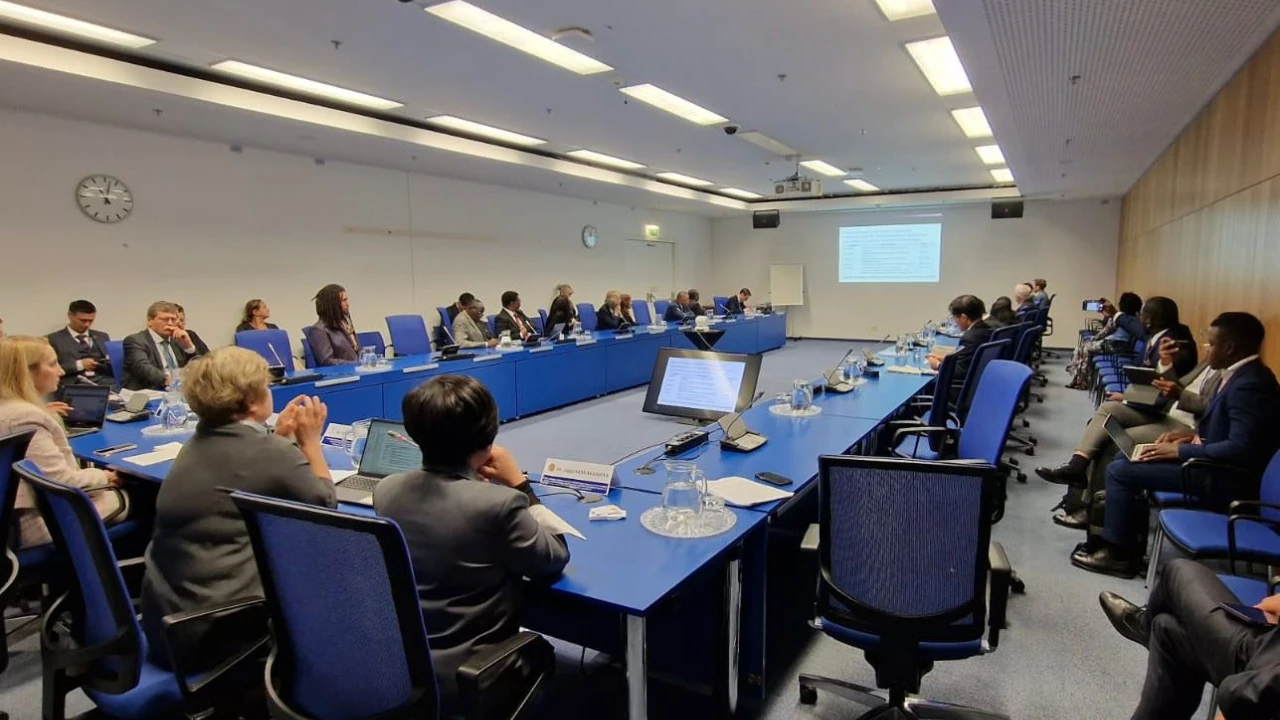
{"left": 81, "top": 484, "right": 128, "bottom": 525}
{"left": 986, "top": 542, "right": 1012, "bottom": 649}
{"left": 800, "top": 523, "right": 820, "bottom": 553}
{"left": 458, "top": 631, "right": 555, "bottom": 720}
{"left": 1226, "top": 509, "right": 1280, "bottom": 576}
{"left": 1181, "top": 458, "right": 1253, "bottom": 503}
{"left": 890, "top": 425, "right": 958, "bottom": 446}
{"left": 162, "top": 597, "right": 270, "bottom": 708}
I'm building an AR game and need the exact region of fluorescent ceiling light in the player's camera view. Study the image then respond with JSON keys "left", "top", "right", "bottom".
{"left": 904, "top": 36, "right": 972, "bottom": 96}
{"left": 951, "top": 106, "right": 993, "bottom": 138}
{"left": 739, "top": 131, "right": 797, "bottom": 157}
{"left": 844, "top": 179, "right": 880, "bottom": 192}
{"left": 975, "top": 144, "right": 1005, "bottom": 165}
{"left": 990, "top": 168, "right": 1014, "bottom": 183}
{"left": 874, "top": 0, "right": 937, "bottom": 21}
{"left": 211, "top": 60, "right": 402, "bottom": 110}
{"left": 425, "top": 1, "right": 611, "bottom": 75}
{"left": 0, "top": 0, "right": 154, "bottom": 48}
{"left": 618, "top": 84, "right": 727, "bottom": 126}
{"left": 426, "top": 115, "right": 545, "bottom": 146}
{"left": 656, "top": 171, "right": 713, "bottom": 187}
{"left": 800, "top": 160, "right": 846, "bottom": 178}
{"left": 565, "top": 149, "right": 644, "bottom": 170}
{"left": 720, "top": 187, "right": 762, "bottom": 200}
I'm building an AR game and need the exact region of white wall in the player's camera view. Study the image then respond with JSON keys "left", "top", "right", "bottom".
{"left": 710, "top": 200, "right": 1121, "bottom": 341}
{"left": 0, "top": 108, "right": 712, "bottom": 352}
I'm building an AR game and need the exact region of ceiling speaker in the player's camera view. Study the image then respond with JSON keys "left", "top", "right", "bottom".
{"left": 991, "top": 200, "right": 1024, "bottom": 219}
{"left": 753, "top": 210, "right": 780, "bottom": 229}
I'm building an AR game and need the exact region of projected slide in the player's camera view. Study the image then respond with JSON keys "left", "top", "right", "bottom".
{"left": 838, "top": 223, "right": 942, "bottom": 283}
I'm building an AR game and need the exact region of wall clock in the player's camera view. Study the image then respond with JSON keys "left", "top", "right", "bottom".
{"left": 581, "top": 225, "right": 599, "bottom": 249}
{"left": 76, "top": 174, "right": 134, "bottom": 223}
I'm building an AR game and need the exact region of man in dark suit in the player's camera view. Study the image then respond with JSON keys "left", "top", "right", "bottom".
{"left": 492, "top": 291, "right": 536, "bottom": 341}
{"left": 1098, "top": 559, "right": 1280, "bottom": 719}
{"left": 926, "top": 295, "right": 993, "bottom": 389}
{"left": 445, "top": 292, "right": 475, "bottom": 326}
{"left": 664, "top": 291, "right": 695, "bottom": 323}
{"left": 1013, "top": 283, "right": 1038, "bottom": 318}
{"left": 46, "top": 299, "right": 113, "bottom": 388}
{"left": 123, "top": 301, "right": 208, "bottom": 390}
{"left": 724, "top": 288, "right": 751, "bottom": 315}
{"left": 1073, "top": 311, "right": 1280, "bottom": 578}
{"left": 174, "top": 304, "right": 211, "bottom": 356}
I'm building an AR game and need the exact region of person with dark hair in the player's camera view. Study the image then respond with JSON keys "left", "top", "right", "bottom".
{"left": 451, "top": 297, "right": 498, "bottom": 349}
{"left": 235, "top": 299, "right": 278, "bottom": 333}
{"left": 1030, "top": 278, "right": 1049, "bottom": 306}
{"left": 375, "top": 375, "right": 569, "bottom": 712}
{"left": 987, "top": 296, "right": 1017, "bottom": 328}
{"left": 308, "top": 283, "right": 359, "bottom": 366}
{"left": 174, "top": 304, "right": 211, "bottom": 356}
{"left": 664, "top": 291, "right": 695, "bottom": 323}
{"left": 687, "top": 289, "right": 706, "bottom": 317}
{"left": 549, "top": 284, "right": 579, "bottom": 325}
{"left": 1073, "top": 311, "right": 1280, "bottom": 577}
{"left": 494, "top": 290, "right": 537, "bottom": 341}
{"left": 445, "top": 292, "right": 476, "bottom": 325}
{"left": 724, "top": 288, "right": 752, "bottom": 314}
{"left": 46, "top": 299, "right": 113, "bottom": 388}
{"left": 545, "top": 294, "right": 577, "bottom": 336}
{"left": 927, "top": 295, "right": 992, "bottom": 387}
{"left": 1099, "top": 559, "right": 1280, "bottom": 720}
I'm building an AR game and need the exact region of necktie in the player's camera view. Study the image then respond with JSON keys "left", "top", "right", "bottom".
{"left": 76, "top": 333, "right": 90, "bottom": 350}
{"left": 161, "top": 339, "right": 178, "bottom": 370}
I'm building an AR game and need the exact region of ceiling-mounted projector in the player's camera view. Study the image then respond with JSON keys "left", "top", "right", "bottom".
{"left": 772, "top": 175, "right": 822, "bottom": 197}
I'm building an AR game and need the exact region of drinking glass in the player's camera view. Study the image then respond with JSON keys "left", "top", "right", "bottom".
{"left": 160, "top": 392, "right": 189, "bottom": 431}
{"left": 773, "top": 393, "right": 791, "bottom": 412}
{"left": 662, "top": 461, "right": 704, "bottom": 524}
{"left": 790, "top": 379, "right": 814, "bottom": 413}
{"left": 345, "top": 419, "right": 371, "bottom": 467}
{"left": 361, "top": 349, "right": 378, "bottom": 369}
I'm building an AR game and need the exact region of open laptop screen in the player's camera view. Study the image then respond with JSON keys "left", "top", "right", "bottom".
{"left": 357, "top": 419, "right": 423, "bottom": 477}
{"left": 62, "top": 385, "right": 111, "bottom": 427}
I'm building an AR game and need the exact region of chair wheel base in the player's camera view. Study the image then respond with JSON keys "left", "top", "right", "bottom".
{"left": 1024, "top": 447, "right": 1035, "bottom": 456}
{"left": 1016, "top": 472, "right": 1027, "bottom": 483}
{"left": 800, "top": 684, "right": 818, "bottom": 705}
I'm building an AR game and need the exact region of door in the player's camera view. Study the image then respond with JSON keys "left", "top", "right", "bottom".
{"left": 624, "top": 238, "right": 675, "bottom": 301}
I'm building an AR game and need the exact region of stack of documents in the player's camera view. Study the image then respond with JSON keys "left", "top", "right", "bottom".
{"left": 706, "top": 476, "right": 794, "bottom": 506}
{"left": 122, "top": 442, "right": 184, "bottom": 466}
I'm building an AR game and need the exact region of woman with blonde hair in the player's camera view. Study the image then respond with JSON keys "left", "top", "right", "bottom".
{"left": 596, "top": 290, "right": 626, "bottom": 331}
{"left": 0, "top": 336, "right": 127, "bottom": 547}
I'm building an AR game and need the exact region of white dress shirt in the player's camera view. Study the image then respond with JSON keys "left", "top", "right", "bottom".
{"left": 1167, "top": 365, "right": 1211, "bottom": 429}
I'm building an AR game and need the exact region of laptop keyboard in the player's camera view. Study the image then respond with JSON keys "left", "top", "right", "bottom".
{"left": 337, "top": 475, "right": 379, "bottom": 492}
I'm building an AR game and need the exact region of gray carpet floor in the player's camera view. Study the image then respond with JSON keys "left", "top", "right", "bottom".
{"left": 0, "top": 339, "right": 1199, "bottom": 719}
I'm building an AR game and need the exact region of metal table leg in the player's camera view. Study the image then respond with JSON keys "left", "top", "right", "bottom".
{"left": 716, "top": 556, "right": 742, "bottom": 716}
{"left": 626, "top": 614, "right": 647, "bottom": 719}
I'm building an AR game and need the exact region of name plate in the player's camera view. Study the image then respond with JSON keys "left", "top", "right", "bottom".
{"left": 401, "top": 363, "right": 439, "bottom": 374}
{"left": 647, "top": 325, "right": 668, "bottom": 334}
{"left": 473, "top": 354, "right": 502, "bottom": 363}
{"left": 315, "top": 376, "right": 359, "bottom": 388}
{"left": 528, "top": 345, "right": 554, "bottom": 354}
{"left": 540, "top": 458, "right": 614, "bottom": 494}
{"left": 321, "top": 423, "right": 352, "bottom": 448}
{"left": 614, "top": 332, "right": 635, "bottom": 340}
{"left": 574, "top": 337, "right": 597, "bottom": 346}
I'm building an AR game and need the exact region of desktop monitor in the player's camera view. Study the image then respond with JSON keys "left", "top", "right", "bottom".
{"left": 642, "top": 348, "right": 762, "bottom": 422}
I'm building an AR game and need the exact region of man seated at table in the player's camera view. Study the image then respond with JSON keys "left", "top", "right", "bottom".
{"left": 46, "top": 299, "right": 113, "bottom": 389}
{"left": 724, "top": 288, "right": 751, "bottom": 314}
{"left": 1072, "top": 312, "right": 1280, "bottom": 578}
{"left": 926, "top": 295, "right": 993, "bottom": 393}
{"left": 452, "top": 297, "right": 499, "bottom": 349}
{"left": 1014, "top": 283, "right": 1037, "bottom": 317}
{"left": 1031, "top": 278, "right": 1049, "bottom": 306}
{"left": 688, "top": 289, "right": 706, "bottom": 317}
{"left": 494, "top": 291, "right": 538, "bottom": 341}
{"left": 446, "top": 292, "right": 475, "bottom": 325}
{"left": 664, "top": 291, "right": 695, "bottom": 323}
{"left": 175, "top": 304, "right": 211, "bottom": 356}
{"left": 375, "top": 375, "right": 569, "bottom": 713}
{"left": 123, "top": 301, "right": 207, "bottom": 390}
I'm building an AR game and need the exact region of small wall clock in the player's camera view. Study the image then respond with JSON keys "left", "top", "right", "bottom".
{"left": 581, "top": 225, "right": 599, "bottom": 249}
{"left": 76, "top": 174, "right": 134, "bottom": 223}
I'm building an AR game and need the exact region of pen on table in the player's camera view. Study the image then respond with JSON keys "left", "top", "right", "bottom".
{"left": 388, "top": 430, "right": 418, "bottom": 446}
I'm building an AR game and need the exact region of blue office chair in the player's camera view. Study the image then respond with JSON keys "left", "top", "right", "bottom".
{"left": 103, "top": 340, "right": 125, "bottom": 390}
{"left": 954, "top": 340, "right": 1011, "bottom": 422}
{"left": 632, "top": 301, "right": 652, "bottom": 326}
{"left": 894, "top": 360, "right": 1033, "bottom": 468}
{"left": 800, "top": 456, "right": 1011, "bottom": 719}
{"left": 888, "top": 352, "right": 961, "bottom": 459}
{"left": 436, "top": 307, "right": 451, "bottom": 331}
{"left": 537, "top": 309, "right": 548, "bottom": 331}
{"left": 987, "top": 324, "right": 1022, "bottom": 361}
{"left": 387, "top": 315, "right": 433, "bottom": 357}
{"left": 299, "top": 329, "right": 318, "bottom": 369}
{"left": 530, "top": 314, "right": 545, "bottom": 334}
{"left": 16, "top": 460, "right": 263, "bottom": 720}
{"left": 713, "top": 296, "right": 730, "bottom": 314}
{"left": 357, "top": 331, "right": 386, "bottom": 356}
{"left": 229, "top": 491, "right": 555, "bottom": 720}
{"left": 653, "top": 300, "right": 671, "bottom": 321}
{"left": 576, "top": 303, "right": 597, "bottom": 332}
{"left": 487, "top": 315, "right": 498, "bottom": 338}
{"left": 235, "top": 329, "right": 295, "bottom": 371}
{"left": 0, "top": 431, "right": 37, "bottom": 682}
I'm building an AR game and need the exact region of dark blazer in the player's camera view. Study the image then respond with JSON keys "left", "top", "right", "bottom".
{"left": 375, "top": 469, "right": 568, "bottom": 709}
{"left": 724, "top": 295, "right": 745, "bottom": 314}
{"left": 308, "top": 321, "right": 358, "bottom": 366}
{"left": 46, "top": 327, "right": 113, "bottom": 388}
{"left": 952, "top": 319, "right": 995, "bottom": 387}
{"left": 234, "top": 321, "right": 279, "bottom": 333}
{"left": 494, "top": 308, "right": 536, "bottom": 340}
{"left": 596, "top": 306, "right": 625, "bottom": 331}
{"left": 688, "top": 302, "right": 706, "bottom": 317}
{"left": 122, "top": 329, "right": 205, "bottom": 391}
{"left": 140, "top": 422, "right": 335, "bottom": 669}
{"left": 664, "top": 303, "right": 693, "bottom": 323}
{"left": 1145, "top": 323, "right": 1198, "bottom": 376}
{"left": 1177, "top": 360, "right": 1280, "bottom": 474}
{"left": 186, "top": 329, "right": 211, "bottom": 357}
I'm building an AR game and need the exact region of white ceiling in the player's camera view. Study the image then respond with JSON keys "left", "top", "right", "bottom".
{"left": 0, "top": 0, "right": 1277, "bottom": 211}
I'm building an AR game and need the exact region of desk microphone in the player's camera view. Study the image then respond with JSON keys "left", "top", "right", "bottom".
{"left": 719, "top": 392, "right": 769, "bottom": 453}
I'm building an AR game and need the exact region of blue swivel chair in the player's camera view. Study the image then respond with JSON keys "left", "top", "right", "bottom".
{"left": 713, "top": 296, "right": 730, "bottom": 315}
{"left": 800, "top": 456, "right": 1011, "bottom": 719}
{"left": 388, "top": 315, "right": 433, "bottom": 357}
{"left": 235, "top": 329, "right": 295, "bottom": 371}
{"left": 632, "top": 301, "right": 652, "bottom": 326}
{"left": 102, "top": 340, "right": 125, "bottom": 390}
{"left": 576, "top": 304, "right": 597, "bottom": 332}
{"left": 987, "top": 324, "right": 1022, "bottom": 361}
{"left": 357, "top": 331, "right": 386, "bottom": 356}
{"left": 229, "top": 491, "right": 555, "bottom": 720}
{"left": 888, "top": 352, "right": 960, "bottom": 459}
{"left": 299, "top": 329, "right": 318, "bottom": 369}
{"left": 653, "top": 300, "right": 671, "bottom": 321}
{"left": 537, "top": 309, "right": 549, "bottom": 331}
{"left": 954, "top": 340, "right": 1011, "bottom": 422}
{"left": 434, "top": 308, "right": 453, "bottom": 348}
{"left": 0, "top": 431, "right": 37, "bottom": 684}
{"left": 487, "top": 315, "right": 498, "bottom": 338}
{"left": 16, "top": 460, "right": 263, "bottom": 720}
{"left": 894, "top": 360, "right": 1033, "bottom": 468}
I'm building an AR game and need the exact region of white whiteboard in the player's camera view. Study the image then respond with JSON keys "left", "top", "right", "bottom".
{"left": 769, "top": 263, "right": 805, "bottom": 306}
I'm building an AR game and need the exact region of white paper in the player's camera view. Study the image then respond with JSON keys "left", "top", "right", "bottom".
{"left": 588, "top": 504, "right": 627, "bottom": 521}
{"left": 122, "top": 442, "right": 184, "bottom": 466}
{"left": 706, "top": 476, "right": 794, "bottom": 506}
{"left": 329, "top": 469, "right": 356, "bottom": 482}
{"left": 886, "top": 365, "right": 936, "bottom": 376}
{"left": 529, "top": 504, "right": 586, "bottom": 540}
{"left": 321, "top": 423, "right": 351, "bottom": 448}
{"left": 120, "top": 388, "right": 165, "bottom": 402}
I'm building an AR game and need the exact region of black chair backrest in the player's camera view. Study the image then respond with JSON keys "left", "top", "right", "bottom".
{"left": 1012, "top": 325, "right": 1043, "bottom": 366}
{"left": 816, "top": 455, "right": 994, "bottom": 645}
{"left": 231, "top": 491, "right": 439, "bottom": 720}
{"left": 923, "top": 353, "right": 960, "bottom": 451}
{"left": 0, "top": 431, "right": 35, "bottom": 551}
{"left": 987, "top": 324, "right": 1023, "bottom": 360}
{"left": 955, "top": 339, "right": 1010, "bottom": 420}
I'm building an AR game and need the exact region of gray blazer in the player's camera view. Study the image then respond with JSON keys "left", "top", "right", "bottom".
{"left": 451, "top": 312, "right": 492, "bottom": 349}
{"left": 46, "top": 327, "right": 114, "bottom": 388}
{"left": 308, "top": 321, "right": 359, "bottom": 366}
{"left": 1173, "top": 361, "right": 1213, "bottom": 416}
{"left": 374, "top": 469, "right": 568, "bottom": 707}
{"left": 140, "top": 422, "right": 336, "bottom": 668}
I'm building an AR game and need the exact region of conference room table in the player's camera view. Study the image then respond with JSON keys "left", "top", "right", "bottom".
{"left": 268, "top": 313, "right": 788, "bottom": 425}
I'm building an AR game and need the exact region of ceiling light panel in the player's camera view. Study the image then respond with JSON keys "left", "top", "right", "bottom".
{"left": 565, "top": 149, "right": 645, "bottom": 170}
{"left": 904, "top": 36, "right": 972, "bottom": 96}
{"left": 739, "top": 131, "right": 797, "bottom": 157}
{"left": 0, "top": 0, "right": 154, "bottom": 48}
{"left": 211, "top": 60, "right": 402, "bottom": 110}
{"left": 950, "top": 106, "right": 992, "bottom": 138}
{"left": 619, "top": 84, "right": 727, "bottom": 126}
{"left": 720, "top": 187, "right": 762, "bottom": 200}
{"left": 990, "top": 168, "right": 1014, "bottom": 183}
{"left": 425, "top": 1, "right": 611, "bottom": 75}
{"left": 874, "top": 0, "right": 937, "bottom": 21}
{"left": 800, "top": 160, "right": 846, "bottom": 178}
{"left": 656, "top": 172, "right": 713, "bottom": 187}
{"left": 975, "top": 144, "right": 1005, "bottom": 165}
{"left": 426, "top": 115, "right": 545, "bottom": 146}
{"left": 844, "top": 179, "right": 880, "bottom": 192}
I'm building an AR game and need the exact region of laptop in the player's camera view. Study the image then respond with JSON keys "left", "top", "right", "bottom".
{"left": 334, "top": 419, "right": 423, "bottom": 503}
{"left": 1102, "top": 413, "right": 1157, "bottom": 461}
{"left": 543, "top": 322, "right": 566, "bottom": 339}
{"left": 62, "top": 385, "right": 111, "bottom": 438}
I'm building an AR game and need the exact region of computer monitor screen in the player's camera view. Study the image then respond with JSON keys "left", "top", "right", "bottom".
{"left": 642, "top": 348, "right": 762, "bottom": 421}
{"left": 358, "top": 419, "right": 423, "bottom": 477}
{"left": 62, "top": 385, "right": 110, "bottom": 426}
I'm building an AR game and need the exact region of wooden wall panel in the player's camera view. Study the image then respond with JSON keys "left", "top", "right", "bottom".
{"left": 1119, "top": 27, "right": 1280, "bottom": 361}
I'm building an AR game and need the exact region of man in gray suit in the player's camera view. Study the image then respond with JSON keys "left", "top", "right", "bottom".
{"left": 451, "top": 298, "right": 499, "bottom": 349}
{"left": 375, "top": 375, "right": 568, "bottom": 713}
{"left": 46, "top": 299, "right": 113, "bottom": 388}
{"left": 122, "top": 300, "right": 206, "bottom": 390}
